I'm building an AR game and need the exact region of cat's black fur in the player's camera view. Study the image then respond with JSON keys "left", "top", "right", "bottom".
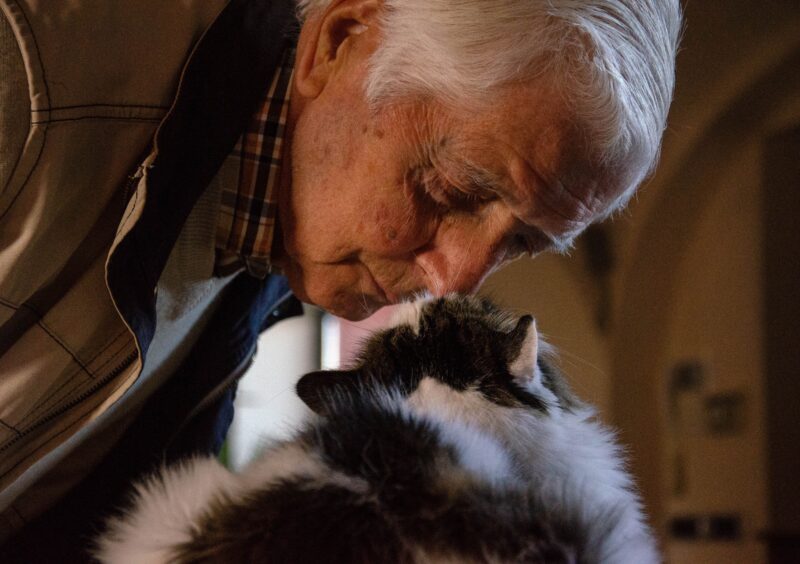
{"left": 96, "top": 296, "right": 656, "bottom": 563}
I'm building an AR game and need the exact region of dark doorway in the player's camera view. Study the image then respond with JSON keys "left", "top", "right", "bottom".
{"left": 762, "top": 124, "right": 800, "bottom": 563}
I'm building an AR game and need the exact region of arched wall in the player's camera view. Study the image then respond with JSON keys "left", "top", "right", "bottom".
{"left": 611, "top": 32, "right": 800, "bottom": 543}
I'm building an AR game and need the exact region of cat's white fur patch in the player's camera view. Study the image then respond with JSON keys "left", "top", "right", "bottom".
{"left": 388, "top": 298, "right": 428, "bottom": 334}
{"left": 436, "top": 422, "right": 513, "bottom": 487}
{"left": 405, "top": 377, "right": 658, "bottom": 564}
{"left": 95, "top": 458, "right": 238, "bottom": 564}
{"left": 96, "top": 443, "right": 368, "bottom": 563}
{"left": 407, "top": 377, "right": 501, "bottom": 432}
{"left": 242, "top": 442, "right": 369, "bottom": 495}
{"left": 404, "top": 379, "right": 516, "bottom": 487}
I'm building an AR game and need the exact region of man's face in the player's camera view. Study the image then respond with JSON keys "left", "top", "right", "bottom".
{"left": 275, "top": 5, "right": 632, "bottom": 320}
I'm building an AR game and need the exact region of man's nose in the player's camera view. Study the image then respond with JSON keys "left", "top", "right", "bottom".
{"left": 414, "top": 235, "right": 506, "bottom": 297}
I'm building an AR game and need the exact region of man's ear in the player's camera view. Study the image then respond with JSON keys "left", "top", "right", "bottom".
{"left": 296, "top": 369, "right": 361, "bottom": 415}
{"left": 294, "top": 0, "right": 380, "bottom": 99}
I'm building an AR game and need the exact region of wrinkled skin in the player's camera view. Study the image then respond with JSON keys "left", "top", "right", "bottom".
{"left": 273, "top": 0, "right": 635, "bottom": 320}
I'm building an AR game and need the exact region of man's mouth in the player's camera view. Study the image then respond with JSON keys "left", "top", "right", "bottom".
{"left": 373, "top": 277, "right": 428, "bottom": 306}
{"left": 376, "top": 280, "right": 400, "bottom": 304}
{"left": 369, "top": 276, "right": 394, "bottom": 304}
{"left": 362, "top": 261, "right": 431, "bottom": 307}
{"left": 363, "top": 266, "right": 400, "bottom": 305}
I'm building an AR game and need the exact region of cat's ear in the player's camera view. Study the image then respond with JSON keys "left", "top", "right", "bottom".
{"left": 296, "top": 369, "right": 361, "bottom": 415}
{"left": 507, "top": 315, "right": 538, "bottom": 382}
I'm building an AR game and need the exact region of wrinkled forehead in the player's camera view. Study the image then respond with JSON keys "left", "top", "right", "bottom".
{"left": 440, "top": 81, "right": 635, "bottom": 245}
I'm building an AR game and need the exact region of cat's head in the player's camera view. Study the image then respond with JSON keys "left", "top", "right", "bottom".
{"left": 297, "top": 295, "right": 579, "bottom": 419}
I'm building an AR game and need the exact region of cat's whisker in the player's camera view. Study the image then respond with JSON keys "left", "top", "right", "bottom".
{"left": 555, "top": 347, "right": 607, "bottom": 377}
{"left": 259, "top": 385, "right": 300, "bottom": 409}
{"left": 540, "top": 334, "right": 607, "bottom": 376}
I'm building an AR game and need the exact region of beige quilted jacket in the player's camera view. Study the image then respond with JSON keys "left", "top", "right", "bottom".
{"left": 0, "top": 0, "right": 228, "bottom": 528}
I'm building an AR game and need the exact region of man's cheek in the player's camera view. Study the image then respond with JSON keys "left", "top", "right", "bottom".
{"left": 369, "top": 202, "right": 439, "bottom": 252}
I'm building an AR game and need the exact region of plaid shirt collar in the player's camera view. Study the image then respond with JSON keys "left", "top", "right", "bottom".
{"left": 215, "top": 49, "right": 294, "bottom": 278}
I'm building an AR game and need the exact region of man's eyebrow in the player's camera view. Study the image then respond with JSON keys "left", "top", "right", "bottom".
{"left": 458, "top": 158, "right": 576, "bottom": 254}
{"left": 456, "top": 161, "right": 513, "bottom": 200}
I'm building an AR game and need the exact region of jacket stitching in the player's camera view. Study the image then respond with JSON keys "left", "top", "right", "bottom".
{"left": 30, "top": 116, "right": 163, "bottom": 125}
{"left": 0, "top": 122, "right": 47, "bottom": 224}
{"left": 0, "top": 370, "right": 132, "bottom": 481}
{"left": 34, "top": 319, "right": 125, "bottom": 378}
{"left": 31, "top": 103, "right": 169, "bottom": 112}
{"left": 0, "top": 0, "right": 50, "bottom": 223}
{"left": 0, "top": 304, "right": 127, "bottom": 427}
{"left": 17, "top": 332, "right": 130, "bottom": 429}
{"left": 0, "top": 123, "right": 26, "bottom": 215}
{"left": 31, "top": 333, "right": 130, "bottom": 418}
{"left": 15, "top": 338, "right": 129, "bottom": 431}
{"left": 85, "top": 330, "right": 131, "bottom": 371}
{"left": 8, "top": 301, "right": 91, "bottom": 376}
{"left": 0, "top": 301, "right": 92, "bottom": 381}
{"left": 32, "top": 315, "right": 91, "bottom": 376}
{"left": 0, "top": 297, "right": 17, "bottom": 309}
{"left": 0, "top": 420, "right": 20, "bottom": 435}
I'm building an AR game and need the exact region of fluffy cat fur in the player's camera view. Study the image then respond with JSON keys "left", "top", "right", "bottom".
{"left": 95, "top": 296, "right": 658, "bottom": 563}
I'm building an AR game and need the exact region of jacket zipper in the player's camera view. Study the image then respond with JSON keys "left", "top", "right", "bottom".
{"left": 0, "top": 350, "right": 138, "bottom": 456}
{"left": 121, "top": 164, "right": 145, "bottom": 205}
{"left": 0, "top": 162, "right": 149, "bottom": 458}
{"left": 164, "top": 289, "right": 296, "bottom": 449}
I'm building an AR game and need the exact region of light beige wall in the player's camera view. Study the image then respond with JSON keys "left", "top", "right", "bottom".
{"left": 609, "top": 1, "right": 800, "bottom": 560}
{"left": 661, "top": 139, "right": 768, "bottom": 563}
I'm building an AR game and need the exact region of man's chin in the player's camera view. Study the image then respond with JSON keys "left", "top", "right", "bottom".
{"left": 288, "top": 281, "right": 385, "bottom": 321}
{"left": 324, "top": 290, "right": 388, "bottom": 321}
{"left": 334, "top": 304, "right": 383, "bottom": 322}
{"left": 281, "top": 265, "right": 388, "bottom": 320}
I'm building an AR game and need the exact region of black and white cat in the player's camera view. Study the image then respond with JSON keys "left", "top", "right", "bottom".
{"left": 96, "top": 296, "right": 658, "bottom": 563}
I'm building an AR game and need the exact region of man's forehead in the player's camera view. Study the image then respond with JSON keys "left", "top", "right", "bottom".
{"left": 442, "top": 122, "right": 616, "bottom": 243}
{"left": 436, "top": 152, "right": 578, "bottom": 251}
{"left": 388, "top": 80, "right": 627, "bottom": 247}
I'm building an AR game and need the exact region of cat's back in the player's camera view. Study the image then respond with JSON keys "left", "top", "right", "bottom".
{"left": 97, "top": 394, "right": 574, "bottom": 563}
{"left": 96, "top": 296, "right": 657, "bottom": 563}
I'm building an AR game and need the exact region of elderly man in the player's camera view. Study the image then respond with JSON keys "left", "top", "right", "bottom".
{"left": 0, "top": 0, "right": 680, "bottom": 558}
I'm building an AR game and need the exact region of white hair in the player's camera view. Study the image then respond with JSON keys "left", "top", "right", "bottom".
{"left": 295, "top": 0, "right": 682, "bottom": 212}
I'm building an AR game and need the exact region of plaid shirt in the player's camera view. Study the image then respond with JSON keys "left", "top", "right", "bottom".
{"left": 215, "top": 49, "right": 294, "bottom": 278}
